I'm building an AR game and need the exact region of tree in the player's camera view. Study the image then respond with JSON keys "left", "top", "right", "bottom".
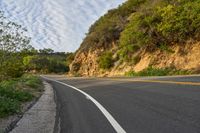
{"left": 39, "top": 48, "right": 54, "bottom": 54}
{"left": 0, "top": 11, "right": 31, "bottom": 80}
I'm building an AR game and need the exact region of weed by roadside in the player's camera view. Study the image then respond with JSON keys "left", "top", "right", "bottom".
{"left": 125, "top": 67, "right": 191, "bottom": 77}
{"left": 0, "top": 75, "right": 43, "bottom": 118}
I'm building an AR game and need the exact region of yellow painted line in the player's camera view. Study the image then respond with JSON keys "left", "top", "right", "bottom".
{"left": 132, "top": 80, "right": 200, "bottom": 86}
{"left": 108, "top": 78, "right": 200, "bottom": 86}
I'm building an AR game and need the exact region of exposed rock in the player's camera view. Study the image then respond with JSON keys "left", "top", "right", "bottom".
{"left": 69, "top": 42, "right": 200, "bottom": 77}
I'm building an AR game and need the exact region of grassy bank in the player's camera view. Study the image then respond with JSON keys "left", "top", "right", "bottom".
{"left": 0, "top": 75, "right": 43, "bottom": 118}
{"left": 125, "top": 67, "right": 191, "bottom": 77}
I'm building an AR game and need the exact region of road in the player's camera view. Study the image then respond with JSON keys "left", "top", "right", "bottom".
{"left": 43, "top": 75, "right": 200, "bottom": 133}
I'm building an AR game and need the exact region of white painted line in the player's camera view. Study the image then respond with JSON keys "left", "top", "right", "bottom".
{"left": 41, "top": 76, "right": 126, "bottom": 133}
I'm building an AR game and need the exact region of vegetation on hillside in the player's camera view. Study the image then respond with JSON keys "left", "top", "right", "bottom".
{"left": 74, "top": 0, "right": 200, "bottom": 74}
{"left": 119, "top": 0, "right": 200, "bottom": 60}
{"left": 79, "top": 0, "right": 145, "bottom": 52}
{"left": 98, "top": 52, "right": 114, "bottom": 69}
{"left": 125, "top": 67, "right": 191, "bottom": 77}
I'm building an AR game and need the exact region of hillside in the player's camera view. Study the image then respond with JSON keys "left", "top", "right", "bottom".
{"left": 69, "top": 0, "right": 200, "bottom": 77}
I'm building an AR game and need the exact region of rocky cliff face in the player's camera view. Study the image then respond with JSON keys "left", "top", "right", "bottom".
{"left": 69, "top": 0, "right": 200, "bottom": 77}
{"left": 148, "top": 42, "right": 200, "bottom": 72}
{"left": 70, "top": 41, "right": 200, "bottom": 77}
{"left": 70, "top": 49, "right": 103, "bottom": 76}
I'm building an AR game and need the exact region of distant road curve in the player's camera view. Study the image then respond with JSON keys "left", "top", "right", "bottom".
{"left": 42, "top": 75, "right": 200, "bottom": 133}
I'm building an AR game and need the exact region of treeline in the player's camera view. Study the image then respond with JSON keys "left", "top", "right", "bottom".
{"left": 77, "top": 0, "right": 200, "bottom": 70}
{"left": 0, "top": 11, "right": 73, "bottom": 81}
{"left": 23, "top": 48, "right": 74, "bottom": 74}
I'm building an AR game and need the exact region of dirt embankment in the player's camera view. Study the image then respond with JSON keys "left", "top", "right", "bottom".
{"left": 69, "top": 42, "right": 200, "bottom": 77}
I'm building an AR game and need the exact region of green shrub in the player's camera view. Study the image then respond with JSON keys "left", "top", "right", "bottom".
{"left": 0, "top": 83, "right": 33, "bottom": 102}
{"left": 132, "top": 56, "right": 141, "bottom": 65}
{"left": 158, "top": 43, "right": 174, "bottom": 53}
{"left": 120, "top": 13, "right": 150, "bottom": 47}
{"left": 23, "top": 54, "right": 68, "bottom": 73}
{"left": 119, "top": 0, "right": 200, "bottom": 61}
{"left": 118, "top": 45, "right": 141, "bottom": 61}
{"left": 125, "top": 67, "right": 191, "bottom": 76}
{"left": 0, "top": 75, "right": 42, "bottom": 118}
{"left": 98, "top": 52, "right": 114, "bottom": 69}
{"left": 79, "top": 0, "right": 145, "bottom": 52}
{"left": 21, "top": 75, "right": 42, "bottom": 89}
{"left": 0, "top": 96, "right": 20, "bottom": 118}
{"left": 156, "top": 2, "right": 200, "bottom": 43}
{"left": 71, "top": 62, "right": 81, "bottom": 72}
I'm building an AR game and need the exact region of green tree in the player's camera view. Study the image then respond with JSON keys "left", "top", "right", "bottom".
{"left": 0, "top": 11, "right": 31, "bottom": 80}
{"left": 39, "top": 48, "right": 54, "bottom": 54}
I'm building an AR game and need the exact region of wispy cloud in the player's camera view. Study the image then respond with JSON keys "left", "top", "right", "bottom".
{"left": 0, "top": 0, "right": 124, "bottom": 52}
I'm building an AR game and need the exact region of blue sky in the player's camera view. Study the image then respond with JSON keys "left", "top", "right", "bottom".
{"left": 0, "top": 0, "right": 125, "bottom": 52}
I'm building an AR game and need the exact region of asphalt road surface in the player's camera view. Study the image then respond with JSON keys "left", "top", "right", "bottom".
{"left": 43, "top": 75, "right": 200, "bottom": 133}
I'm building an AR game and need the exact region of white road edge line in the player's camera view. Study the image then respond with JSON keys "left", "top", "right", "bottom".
{"left": 41, "top": 76, "right": 126, "bottom": 133}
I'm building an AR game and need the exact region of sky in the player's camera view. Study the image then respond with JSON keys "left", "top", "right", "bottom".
{"left": 0, "top": 0, "right": 125, "bottom": 52}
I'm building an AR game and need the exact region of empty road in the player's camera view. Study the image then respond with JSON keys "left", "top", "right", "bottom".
{"left": 43, "top": 75, "right": 200, "bottom": 133}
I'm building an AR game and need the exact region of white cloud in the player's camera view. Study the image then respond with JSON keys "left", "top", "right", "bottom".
{"left": 0, "top": 0, "right": 124, "bottom": 52}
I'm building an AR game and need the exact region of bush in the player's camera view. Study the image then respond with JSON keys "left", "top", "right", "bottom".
{"left": 118, "top": 45, "right": 141, "bottom": 61}
{"left": 4, "top": 58, "right": 25, "bottom": 78}
{"left": 156, "top": 2, "right": 200, "bottom": 43}
{"left": 157, "top": 43, "right": 174, "bottom": 53}
{"left": 0, "top": 81, "right": 33, "bottom": 102}
{"left": 71, "top": 62, "right": 81, "bottom": 72}
{"left": 119, "top": 0, "right": 200, "bottom": 61}
{"left": 21, "top": 75, "right": 42, "bottom": 89}
{"left": 79, "top": 0, "right": 146, "bottom": 52}
{"left": 23, "top": 54, "right": 68, "bottom": 73}
{"left": 125, "top": 67, "right": 191, "bottom": 76}
{"left": 132, "top": 56, "right": 141, "bottom": 65}
{"left": 98, "top": 52, "right": 114, "bottom": 69}
{"left": 0, "top": 96, "right": 20, "bottom": 117}
{"left": 0, "top": 75, "right": 42, "bottom": 118}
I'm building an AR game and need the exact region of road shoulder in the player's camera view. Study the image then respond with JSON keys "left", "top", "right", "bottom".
{"left": 10, "top": 81, "right": 56, "bottom": 133}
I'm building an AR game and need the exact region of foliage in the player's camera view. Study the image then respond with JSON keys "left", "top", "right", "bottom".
{"left": 158, "top": 43, "right": 174, "bottom": 53}
{"left": 0, "top": 96, "right": 20, "bottom": 118}
{"left": 156, "top": 1, "right": 200, "bottom": 43}
{"left": 21, "top": 74, "right": 43, "bottom": 89}
{"left": 79, "top": 0, "right": 146, "bottom": 52}
{"left": 70, "top": 62, "right": 81, "bottom": 72}
{"left": 0, "top": 11, "right": 31, "bottom": 80}
{"left": 98, "top": 52, "right": 113, "bottom": 69}
{"left": 118, "top": 44, "right": 140, "bottom": 62}
{"left": 0, "top": 11, "right": 69, "bottom": 78}
{"left": 69, "top": 0, "right": 200, "bottom": 74}
{"left": 125, "top": 67, "right": 191, "bottom": 76}
{"left": 39, "top": 48, "right": 54, "bottom": 54}
{"left": 66, "top": 52, "right": 75, "bottom": 66}
{"left": 119, "top": 0, "right": 200, "bottom": 60}
{"left": 23, "top": 49, "right": 70, "bottom": 74}
{"left": 0, "top": 75, "right": 42, "bottom": 118}
{"left": 0, "top": 84, "right": 33, "bottom": 102}
{"left": 132, "top": 55, "right": 141, "bottom": 65}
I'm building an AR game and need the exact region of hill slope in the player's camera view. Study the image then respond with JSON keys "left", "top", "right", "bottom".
{"left": 69, "top": 0, "right": 200, "bottom": 77}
